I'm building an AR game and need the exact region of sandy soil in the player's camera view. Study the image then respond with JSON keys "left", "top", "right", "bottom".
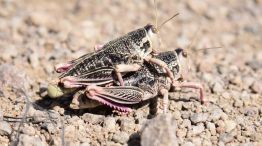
{"left": 0, "top": 0, "right": 261, "bottom": 145}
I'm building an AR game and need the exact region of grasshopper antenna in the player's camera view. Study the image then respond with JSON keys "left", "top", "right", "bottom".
{"left": 196, "top": 46, "right": 223, "bottom": 51}
{"left": 154, "top": 0, "right": 158, "bottom": 28}
{"left": 181, "top": 25, "right": 223, "bottom": 80}
{"left": 157, "top": 13, "right": 179, "bottom": 30}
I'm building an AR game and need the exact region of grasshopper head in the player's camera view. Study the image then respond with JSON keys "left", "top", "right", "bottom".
{"left": 175, "top": 48, "right": 188, "bottom": 80}
{"left": 144, "top": 24, "right": 161, "bottom": 53}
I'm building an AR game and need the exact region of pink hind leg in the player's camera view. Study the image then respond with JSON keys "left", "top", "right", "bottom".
{"left": 172, "top": 81, "right": 205, "bottom": 104}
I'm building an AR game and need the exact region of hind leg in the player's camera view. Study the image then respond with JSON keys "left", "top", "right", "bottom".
{"left": 114, "top": 64, "right": 141, "bottom": 86}
{"left": 172, "top": 81, "right": 205, "bottom": 104}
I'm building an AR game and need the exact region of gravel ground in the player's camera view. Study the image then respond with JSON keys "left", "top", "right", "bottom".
{"left": 0, "top": 0, "right": 262, "bottom": 146}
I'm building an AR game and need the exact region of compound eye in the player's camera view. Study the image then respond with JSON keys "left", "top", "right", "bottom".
{"left": 182, "top": 51, "right": 188, "bottom": 57}
{"left": 151, "top": 26, "right": 158, "bottom": 33}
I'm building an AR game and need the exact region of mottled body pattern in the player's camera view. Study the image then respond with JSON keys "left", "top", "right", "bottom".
{"left": 58, "top": 27, "right": 154, "bottom": 86}
{"left": 71, "top": 50, "right": 200, "bottom": 112}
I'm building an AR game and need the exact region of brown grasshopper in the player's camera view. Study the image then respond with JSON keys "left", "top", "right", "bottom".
{"left": 66, "top": 49, "right": 205, "bottom": 113}
{"left": 53, "top": 13, "right": 180, "bottom": 90}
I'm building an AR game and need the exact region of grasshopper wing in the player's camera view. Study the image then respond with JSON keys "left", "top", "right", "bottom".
{"left": 87, "top": 86, "right": 143, "bottom": 105}
{"left": 60, "top": 67, "right": 116, "bottom": 87}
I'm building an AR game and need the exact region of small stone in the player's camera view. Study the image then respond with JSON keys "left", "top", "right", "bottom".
{"left": 206, "top": 122, "right": 216, "bottom": 136}
{"left": 209, "top": 108, "right": 223, "bottom": 121}
{"left": 233, "top": 99, "right": 243, "bottom": 108}
{"left": 0, "top": 121, "right": 12, "bottom": 136}
{"left": 141, "top": 114, "right": 178, "bottom": 146}
{"left": 243, "top": 107, "right": 259, "bottom": 116}
{"left": 176, "top": 128, "right": 187, "bottom": 138}
{"left": 250, "top": 81, "right": 262, "bottom": 93}
{"left": 190, "top": 113, "right": 208, "bottom": 124}
{"left": 183, "top": 142, "right": 195, "bottom": 146}
{"left": 173, "top": 110, "right": 181, "bottom": 120}
{"left": 29, "top": 51, "right": 40, "bottom": 68}
{"left": 65, "top": 141, "right": 80, "bottom": 146}
{"left": 212, "top": 82, "right": 224, "bottom": 94}
{"left": 22, "top": 125, "right": 35, "bottom": 136}
{"left": 119, "top": 117, "right": 135, "bottom": 132}
{"left": 192, "top": 137, "right": 202, "bottom": 146}
{"left": 191, "top": 123, "right": 205, "bottom": 135}
{"left": 246, "top": 60, "right": 262, "bottom": 71}
{"left": 224, "top": 120, "right": 237, "bottom": 132}
{"left": 112, "top": 131, "right": 129, "bottom": 144}
{"left": 0, "top": 64, "right": 31, "bottom": 96}
{"left": 41, "top": 122, "right": 58, "bottom": 134}
{"left": 17, "top": 134, "right": 47, "bottom": 146}
{"left": 82, "top": 113, "right": 104, "bottom": 125}
{"left": 181, "top": 111, "right": 191, "bottom": 119}
{"left": 202, "top": 139, "right": 212, "bottom": 146}
{"left": 53, "top": 106, "right": 65, "bottom": 115}
{"left": 80, "top": 142, "right": 90, "bottom": 146}
{"left": 219, "top": 133, "right": 234, "bottom": 143}
{"left": 229, "top": 75, "right": 242, "bottom": 86}
{"left": 181, "top": 119, "right": 191, "bottom": 129}
{"left": 216, "top": 120, "right": 225, "bottom": 134}
{"left": 1, "top": 45, "right": 18, "bottom": 61}
{"left": 242, "top": 76, "right": 255, "bottom": 89}
{"left": 64, "top": 125, "right": 76, "bottom": 139}
{"left": 103, "top": 117, "right": 116, "bottom": 132}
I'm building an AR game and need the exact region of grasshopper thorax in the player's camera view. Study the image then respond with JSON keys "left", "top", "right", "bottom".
{"left": 144, "top": 24, "right": 161, "bottom": 54}
{"left": 175, "top": 48, "right": 188, "bottom": 80}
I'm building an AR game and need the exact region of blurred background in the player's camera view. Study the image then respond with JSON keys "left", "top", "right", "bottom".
{"left": 0, "top": 0, "right": 261, "bottom": 145}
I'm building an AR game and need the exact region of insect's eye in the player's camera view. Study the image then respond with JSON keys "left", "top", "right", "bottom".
{"left": 151, "top": 27, "right": 158, "bottom": 33}
{"left": 182, "top": 51, "right": 187, "bottom": 57}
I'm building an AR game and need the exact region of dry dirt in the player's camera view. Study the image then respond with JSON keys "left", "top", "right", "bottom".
{"left": 0, "top": 0, "right": 261, "bottom": 146}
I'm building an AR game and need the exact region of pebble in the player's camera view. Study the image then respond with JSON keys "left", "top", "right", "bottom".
{"left": 64, "top": 125, "right": 76, "bottom": 139}
{"left": 173, "top": 110, "right": 182, "bottom": 120}
{"left": 224, "top": 120, "right": 237, "bottom": 133}
{"left": 0, "top": 64, "right": 31, "bottom": 95}
{"left": 212, "top": 82, "right": 224, "bottom": 93}
{"left": 0, "top": 121, "right": 12, "bottom": 136}
{"left": 1, "top": 45, "right": 18, "bottom": 61}
{"left": 181, "top": 111, "right": 191, "bottom": 119}
{"left": 82, "top": 113, "right": 104, "bottom": 125}
{"left": 112, "top": 131, "right": 129, "bottom": 144}
{"left": 22, "top": 124, "right": 35, "bottom": 136}
{"left": 183, "top": 141, "right": 195, "bottom": 146}
{"left": 141, "top": 114, "right": 178, "bottom": 146}
{"left": 233, "top": 99, "right": 243, "bottom": 108}
{"left": 181, "top": 119, "right": 192, "bottom": 129}
{"left": 29, "top": 51, "right": 40, "bottom": 68}
{"left": 192, "top": 137, "right": 202, "bottom": 146}
{"left": 216, "top": 120, "right": 225, "bottom": 134}
{"left": 17, "top": 134, "right": 47, "bottom": 146}
{"left": 202, "top": 139, "right": 212, "bottom": 146}
{"left": 80, "top": 142, "right": 90, "bottom": 146}
{"left": 191, "top": 123, "right": 205, "bottom": 136}
{"left": 103, "top": 117, "right": 116, "bottom": 132}
{"left": 209, "top": 108, "right": 223, "bottom": 121}
{"left": 119, "top": 117, "right": 135, "bottom": 132}
{"left": 206, "top": 122, "right": 216, "bottom": 136}
{"left": 250, "top": 80, "right": 262, "bottom": 93}
{"left": 219, "top": 133, "right": 234, "bottom": 143}
{"left": 190, "top": 113, "right": 209, "bottom": 124}
{"left": 177, "top": 128, "right": 187, "bottom": 138}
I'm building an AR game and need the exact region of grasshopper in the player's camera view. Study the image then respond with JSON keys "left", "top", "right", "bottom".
{"left": 53, "top": 12, "right": 180, "bottom": 90}
{"left": 66, "top": 49, "right": 205, "bottom": 113}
